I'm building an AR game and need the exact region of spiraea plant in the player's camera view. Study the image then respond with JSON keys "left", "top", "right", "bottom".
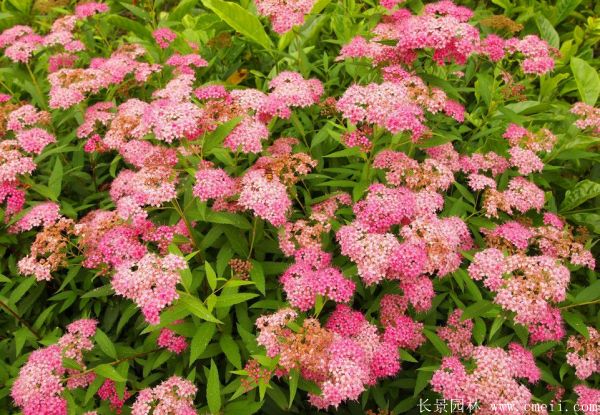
{"left": 0, "top": 0, "right": 598, "bottom": 414}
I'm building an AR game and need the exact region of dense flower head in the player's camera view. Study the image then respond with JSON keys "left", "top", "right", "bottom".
{"left": 483, "top": 177, "right": 545, "bottom": 217}
{"left": 437, "top": 309, "right": 474, "bottom": 358}
{"left": 571, "top": 102, "right": 600, "bottom": 135}
{"left": 157, "top": 328, "right": 189, "bottom": 354}
{"left": 256, "top": 306, "right": 401, "bottom": 409}
{"left": 574, "top": 385, "right": 600, "bottom": 415}
{"left": 74, "top": 2, "right": 109, "bottom": 18}
{"left": 431, "top": 344, "right": 540, "bottom": 413}
{"left": 111, "top": 253, "right": 187, "bottom": 324}
{"left": 269, "top": 71, "right": 323, "bottom": 107}
{"left": 153, "top": 28, "right": 177, "bottom": 48}
{"left": 353, "top": 184, "right": 416, "bottom": 232}
{"left": 9, "top": 201, "right": 61, "bottom": 233}
{"left": 0, "top": 181, "right": 26, "bottom": 219}
{"left": 278, "top": 219, "right": 330, "bottom": 256}
{"left": 566, "top": 327, "right": 600, "bottom": 379}
{"left": 255, "top": 0, "right": 316, "bottom": 33}
{"left": 98, "top": 380, "right": 131, "bottom": 414}
{"left": 193, "top": 163, "right": 237, "bottom": 201}
{"left": 280, "top": 247, "right": 355, "bottom": 310}
{"left": 131, "top": 376, "right": 197, "bottom": 415}
{"left": 238, "top": 169, "right": 292, "bottom": 226}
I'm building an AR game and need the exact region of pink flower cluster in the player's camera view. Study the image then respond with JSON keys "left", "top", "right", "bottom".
{"left": 238, "top": 169, "right": 292, "bottom": 226}
{"left": 574, "top": 385, "right": 600, "bottom": 415}
{"left": 254, "top": 0, "right": 316, "bottom": 33}
{"left": 280, "top": 248, "right": 355, "bottom": 310}
{"left": 11, "top": 319, "right": 98, "bottom": 415}
{"left": 337, "top": 71, "right": 464, "bottom": 141}
{"left": 338, "top": 1, "right": 555, "bottom": 75}
{"left": 98, "top": 380, "right": 131, "bottom": 414}
{"left": 111, "top": 253, "right": 187, "bottom": 324}
{"left": 571, "top": 102, "right": 600, "bottom": 135}
{"left": 256, "top": 305, "right": 403, "bottom": 409}
{"left": 153, "top": 28, "right": 177, "bottom": 48}
{"left": 131, "top": 376, "right": 197, "bottom": 415}
{"left": 9, "top": 202, "right": 61, "bottom": 233}
{"left": 157, "top": 328, "right": 189, "bottom": 354}
{"left": 566, "top": 327, "right": 600, "bottom": 379}
{"left": 468, "top": 249, "right": 569, "bottom": 342}
{"left": 431, "top": 342, "right": 540, "bottom": 413}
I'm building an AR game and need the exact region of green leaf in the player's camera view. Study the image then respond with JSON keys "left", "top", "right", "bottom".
{"left": 94, "top": 364, "right": 127, "bottom": 382}
{"left": 207, "top": 360, "right": 222, "bottom": 414}
{"left": 95, "top": 329, "right": 117, "bottom": 359}
{"left": 562, "top": 311, "right": 589, "bottom": 338}
{"left": 190, "top": 322, "right": 216, "bottom": 364}
{"left": 249, "top": 260, "right": 265, "bottom": 295}
{"left": 574, "top": 280, "right": 600, "bottom": 303}
{"left": 554, "top": 0, "right": 582, "bottom": 24}
{"left": 423, "top": 329, "right": 451, "bottom": 356}
{"left": 215, "top": 293, "right": 259, "bottom": 308}
{"left": 288, "top": 369, "right": 299, "bottom": 408}
{"left": 48, "top": 158, "right": 63, "bottom": 200}
{"left": 107, "top": 15, "right": 152, "bottom": 39}
{"left": 203, "top": 116, "right": 242, "bottom": 154}
{"left": 571, "top": 57, "right": 600, "bottom": 105}
{"left": 201, "top": 0, "right": 273, "bottom": 50}
{"left": 178, "top": 292, "right": 222, "bottom": 323}
{"left": 461, "top": 300, "right": 495, "bottom": 320}
{"left": 219, "top": 334, "right": 242, "bottom": 369}
{"left": 535, "top": 15, "right": 559, "bottom": 48}
{"left": 169, "top": 0, "right": 198, "bottom": 21}
{"left": 205, "top": 211, "right": 253, "bottom": 230}
{"left": 81, "top": 284, "right": 114, "bottom": 298}
{"left": 205, "top": 261, "right": 217, "bottom": 291}
{"left": 560, "top": 180, "right": 600, "bottom": 212}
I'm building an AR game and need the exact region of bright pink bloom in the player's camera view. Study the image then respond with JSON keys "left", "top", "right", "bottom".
{"left": 153, "top": 28, "right": 177, "bottom": 48}
{"left": 157, "top": 328, "right": 189, "bottom": 354}
{"left": 131, "top": 376, "right": 197, "bottom": 415}
{"left": 238, "top": 169, "right": 291, "bottom": 226}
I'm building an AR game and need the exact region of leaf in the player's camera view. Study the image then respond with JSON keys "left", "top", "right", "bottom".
{"left": 81, "top": 284, "right": 114, "bottom": 298}
{"left": 288, "top": 369, "right": 299, "bottom": 408}
{"left": 219, "top": 334, "right": 242, "bottom": 369}
{"left": 574, "top": 280, "right": 600, "bottom": 303}
{"left": 94, "top": 364, "right": 127, "bottom": 382}
{"left": 562, "top": 311, "right": 590, "bottom": 338}
{"left": 571, "top": 57, "right": 600, "bottom": 105}
{"left": 535, "top": 15, "right": 559, "bottom": 48}
{"left": 207, "top": 360, "right": 222, "bottom": 414}
{"left": 201, "top": 0, "right": 273, "bottom": 50}
{"left": 169, "top": 0, "right": 198, "bottom": 21}
{"left": 107, "top": 15, "right": 152, "bottom": 39}
{"left": 215, "top": 293, "right": 259, "bottom": 308}
{"left": 461, "top": 300, "right": 495, "bottom": 320}
{"left": 205, "top": 211, "right": 253, "bottom": 230}
{"left": 178, "top": 292, "right": 222, "bottom": 323}
{"left": 203, "top": 117, "right": 242, "bottom": 154}
{"left": 560, "top": 180, "right": 600, "bottom": 212}
{"left": 249, "top": 260, "right": 265, "bottom": 295}
{"left": 554, "top": 0, "right": 582, "bottom": 24}
{"left": 190, "top": 322, "right": 216, "bottom": 364}
{"left": 205, "top": 261, "right": 217, "bottom": 291}
{"left": 48, "top": 158, "right": 63, "bottom": 200}
{"left": 95, "top": 329, "right": 117, "bottom": 359}
{"left": 423, "top": 329, "right": 451, "bottom": 356}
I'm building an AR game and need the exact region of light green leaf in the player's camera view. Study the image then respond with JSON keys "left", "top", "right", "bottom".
{"left": 178, "top": 292, "right": 222, "bottom": 323}
{"left": 250, "top": 260, "right": 265, "bottom": 295}
{"left": 571, "top": 57, "right": 600, "bottom": 105}
{"left": 190, "top": 322, "right": 216, "bottom": 365}
{"left": 205, "top": 261, "right": 217, "bottom": 291}
{"left": 574, "top": 280, "right": 600, "bottom": 303}
{"left": 215, "top": 293, "right": 259, "bottom": 308}
{"left": 48, "top": 158, "right": 63, "bottom": 200}
{"left": 201, "top": 0, "right": 273, "bottom": 50}
{"left": 561, "top": 179, "right": 600, "bottom": 212}
{"left": 207, "top": 360, "right": 222, "bottom": 414}
{"left": 535, "top": 15, "right": 559, "bottom": 48}
{"left": 219, "top": 334, "right": 242, "bottom": 369}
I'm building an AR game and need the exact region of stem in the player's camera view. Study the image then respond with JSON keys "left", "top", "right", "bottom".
{"left": 0, "top": 299, "right": 42, "bottom": 340}
{"left": 247, "top": 216, "right": 258, "bottom": 259}
{"left": 171, "top": 200, "right": 200, "bottom": 251}
{"left": 64, "top": 348, "right": 160, "bottom": 381}
{"left": 25, "top": 62, "right": 47, "bottom": 109}
{"left": 560, "top": 299, "right": 600, "bottom": 310}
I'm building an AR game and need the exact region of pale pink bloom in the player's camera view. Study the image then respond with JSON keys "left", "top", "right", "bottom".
{"left": 238, "top": 169, "right": 291, "bottom": 226}
{"left": 153, "top": 28, "right": 177, "bottom": 48}
{"left": 9, "top": 202, "right": 61, "bottom": 233}
{"left": 131, "top": 376, "right": 197, "bottom": 415}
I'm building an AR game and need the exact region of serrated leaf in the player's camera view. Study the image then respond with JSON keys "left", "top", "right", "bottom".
{"left": 190, "top": 322, "right": 216, "bottom": 365}
{"left": 562, "top": 311, "right": 589, "bottom": 338}
{"left": 94, "top": 364, "right": 127, "bottom": 382}
{"left": 48, "top": 158, "right": 63, "bottom": 200}
{"left": 535, "top": 15, "right": 559, "bottom": 48}
{"left": 178, "top": 292, "right": 222, "bottom": 323}
{"left": 95, "top": 329, "right": 117, "bottom": 359}
{"left": 207, "top": 360, "right": 222, "bottom": 414}
{"left": 215, "top": 293, "right": 258, "bottom": 308}
{"left": 561, "top": 180, "right": 600, "bottom": 212}
{"left": 201, "top": 0, "right": 272, "bottom": 50}
{"left": 219, "top": 334, "right": 242, "bottom": 369}
{"left": 249, "top": 260, "right": 265, "bottom": 295}
{"left": 206, "top": 261, "right": 217, "bottom": 291}
{"left": 423, "top": 329, "right": 451, "bottom": 356}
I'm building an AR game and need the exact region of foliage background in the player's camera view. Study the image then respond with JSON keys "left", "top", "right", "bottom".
{"left": 0, "top": 0, "right": 599, "bottom": 413}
